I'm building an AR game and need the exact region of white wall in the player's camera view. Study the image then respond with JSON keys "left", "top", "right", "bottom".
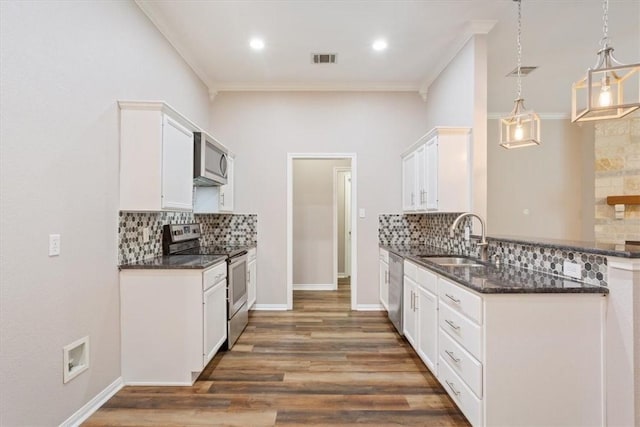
{"left": 487, "top": 118, "right": 594, "bottom": 240}
{"left": 292, "top": 159, "right": 350, "bottom": 285}
{"left": 0, "top": 2, "right": 210, "bottom": 425}
{"left": 424, "top": 36, "right": 488, "bottom": 226}
{"left": 210, "top": 92, "right": 429, "bottom": 306}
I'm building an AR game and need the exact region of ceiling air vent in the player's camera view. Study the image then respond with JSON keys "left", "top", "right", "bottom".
{"left": 506, "top": 66, "right": 538, "bottom": 77}
{"left": 312, "top": 53, "right": 337, "bottom": 64}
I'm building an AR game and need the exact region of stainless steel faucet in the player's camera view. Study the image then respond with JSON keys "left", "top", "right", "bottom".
{"left": 450, "top": 212, "right": 489, "bottom": 262}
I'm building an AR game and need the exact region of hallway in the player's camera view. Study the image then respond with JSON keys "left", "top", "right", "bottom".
{"left": 85, "top": 279, "right": 469, "bottom": 426}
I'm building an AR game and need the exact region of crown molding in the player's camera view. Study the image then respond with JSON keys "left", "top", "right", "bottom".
{"left": 487, "top": 112, "right": 571, "bottom": 120}
{"left": 135, "top": 0, "right": 217, "bottom": 92}
{"left": 418, "top": 19, "right": 497, "bottom": 97}
{"left": 213, "top": 82, "right": 420, "bottom": 93}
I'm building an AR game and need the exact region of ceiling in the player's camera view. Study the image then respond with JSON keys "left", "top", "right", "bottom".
{"left": 136, "top": 0, "right": 640, "bottom": 115}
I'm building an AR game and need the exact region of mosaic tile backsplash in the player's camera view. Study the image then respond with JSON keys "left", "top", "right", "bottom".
{"left": 379, "top": 213, "right": 608, "bottom": 287}
{"left": 119, "top": 212, "right": 257, "bottom": 264}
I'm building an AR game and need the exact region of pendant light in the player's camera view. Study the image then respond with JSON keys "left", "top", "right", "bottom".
{"left": 500, "top": 0, "right": 541, "bottom": 149}
{"left": 571, "top": 0, "right": 639, "bottom": 122}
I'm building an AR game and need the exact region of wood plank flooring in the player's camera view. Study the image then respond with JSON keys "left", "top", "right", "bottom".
{"left": 84, "top": 279, "right": 470, "bottom": 426}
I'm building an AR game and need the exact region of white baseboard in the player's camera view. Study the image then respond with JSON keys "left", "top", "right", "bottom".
{"left": 252, "top": 304, "right": 288, "bottom": 311}
{"left": 122, "top": 381, "right": 193, "bottom": 386}
{"left": 60, "top": 376, "right": 123, "bottom": 427}
{"left": 356, "top": 304, "right": 385, "bottom": 311}
{"left": 293, "top": 283, "right": 336, "bottom": 291}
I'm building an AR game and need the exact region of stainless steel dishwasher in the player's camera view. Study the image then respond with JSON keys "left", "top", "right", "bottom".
{"left": 388, "top": 252, "right": 404, "bottom": 335}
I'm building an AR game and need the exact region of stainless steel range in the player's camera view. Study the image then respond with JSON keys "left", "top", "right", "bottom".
{"left": 162, "top": 223, "right": 249, "bottom": 349}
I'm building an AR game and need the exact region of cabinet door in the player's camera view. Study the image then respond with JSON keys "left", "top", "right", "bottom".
{"left": 402, "top": 152, "right": 416, "bottom": 212}
{"left": 425, "top": 137, "right": 438, "bottom": 210}
{"left": 415, "top": 144, "right": 427, "bottom": 211}
{"left": 203, "top": 280, "right": 227, "bottom": 365}
{"left": 247, "top": 258, "right": 257, "bottom": 309}
{"left": 379, "top": 260, "right": 389, "bottom": 311}
{"left": 403, "top": 278, "right": 417, "bottom": 347}
{"left": 162, "top": 115, "right": 194, "bottom": 211}
{"left": 418, "top": 286, "right": 438, "bottom": 374}
{"left": 219, "top": 155, "right": 234, "bottom": 212}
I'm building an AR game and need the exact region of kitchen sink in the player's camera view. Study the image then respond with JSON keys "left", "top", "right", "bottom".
{"left": 419, "top": 256, "right": 485, "bottom": 268}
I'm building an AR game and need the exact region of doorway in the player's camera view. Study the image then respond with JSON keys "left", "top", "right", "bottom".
{"left": 287, "top": 153, "right": 358, "bottom": 310}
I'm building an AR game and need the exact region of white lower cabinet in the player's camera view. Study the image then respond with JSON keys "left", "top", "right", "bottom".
{"left": 379, "top": 249, "right": 389, "bottom": 311}
{"left": 247, "top": 248, "right": 257, "bottom": 309}
{"left": 402, "top": 259, "right": 605, "bottom": 427}
{"left": 120, "top": 261, "right": 228, "bottom": 385}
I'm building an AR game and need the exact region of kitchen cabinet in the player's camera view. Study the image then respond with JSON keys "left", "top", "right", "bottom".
{"left": 404, "top": 260, "right": 438, "bottom": 373}
{"left": 120, "top": 261, "right": 228, "bottom": 385}
{"left": 247, "top": 247, "right": 257, "bottom": 309}
{"left": 407, "top": 261, "right": 605, "bottom": 427}
{"left": 379, "top": 249, "right": 389, "bottom": 311}
{"left": 401, "top": 127, "right": 471, "bottom": 213}
{"left": 193, "top": 154, "right": 235, "bottom": 213}
{"left": 119, "top": 101, "right": 199, "bottom": 212}
{"left": 402, "top": 261, "right": 418, "bottom": 348}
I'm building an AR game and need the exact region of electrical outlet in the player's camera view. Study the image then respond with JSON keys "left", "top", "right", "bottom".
{"left": 143, "top": 227, "right": 150, "bottom": 243}
{"left": 563, "top": 261, "right": 582, "bottom": 279}
{"left": 464, "top": 226, "right": 470, "bottom": 241}
{"left": 49, "top": 234, "right": 60, "bottom": 256}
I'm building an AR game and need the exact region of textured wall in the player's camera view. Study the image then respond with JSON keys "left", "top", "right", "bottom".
{"left": 594, "top": 114, "right": 640, "bottom": 244}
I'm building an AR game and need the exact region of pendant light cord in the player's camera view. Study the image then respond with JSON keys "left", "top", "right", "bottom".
{"left": 516, "top": 0, "right": 522, "bottom": 99}
{"left": 601, "top": 0, "right": 609, "bottom": 46}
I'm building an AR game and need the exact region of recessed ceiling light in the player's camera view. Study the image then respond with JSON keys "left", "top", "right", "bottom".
{"left": 372, "top": 39, "right": 388, "bottom": 51}
{"left": 249, "top": 38, "right": 265, "bottom": 50}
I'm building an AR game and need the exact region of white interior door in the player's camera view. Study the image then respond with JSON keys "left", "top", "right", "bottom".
{"left": 344, "top": 172, "right": 351, "bottom": 276}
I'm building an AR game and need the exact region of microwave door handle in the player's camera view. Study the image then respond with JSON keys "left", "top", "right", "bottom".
{"left": 220, "top": 154, "right": 228, "bottom": 177}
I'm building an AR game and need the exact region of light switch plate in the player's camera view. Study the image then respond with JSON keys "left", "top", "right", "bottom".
{"left": 359, "top": 208, "right": 365, "bottom": 218}
{"left": 143, "top": 227, "right": 150, "bottom": 243}
{"left": 49, "top": 234, "right": 61, "bottom": 256}
{"left": 563, "top": 261, "right": 581, "bottom": 279}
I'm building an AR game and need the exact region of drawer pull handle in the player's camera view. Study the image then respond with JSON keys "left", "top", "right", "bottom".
{"left": 445, "top": 293, "right": 461, "bottom": 304}
{"left": 445, "top": 380, "right": 461, "bottom": 396}
{"left": 445, "top": 350, "right": 460, "bottom": 363}
{"left": 445, "top": 319, "right": 460, "bottom": 330}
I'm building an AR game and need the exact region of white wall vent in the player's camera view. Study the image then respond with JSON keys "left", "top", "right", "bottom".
{"left": 312, "top": 53, "right": 337, "bottom": 64}
{"left": 506, "top": 66, "right": 538, "bottom": 77}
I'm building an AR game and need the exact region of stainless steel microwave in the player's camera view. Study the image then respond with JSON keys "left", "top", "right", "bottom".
{"left": 193, "top": 132, "right": 228, "bottom": 186}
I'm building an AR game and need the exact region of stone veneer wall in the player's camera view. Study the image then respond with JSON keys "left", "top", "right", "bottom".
{"left": 379, "top": 213, "right": 607, "bottom": 287}
{"left": 118, "top": 212, "right": 257, "bottom": 264}
{"left": 594, "top": 113, "right": 640, "bottom": 244}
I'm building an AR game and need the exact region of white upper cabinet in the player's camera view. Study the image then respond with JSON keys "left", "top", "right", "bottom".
{"left": 401, "top": 127, "right": 471, "bottom": 213}
{"left": 219, "top": 155, "right": 234, "bottom": 212}
{"left": 119, "top": 101, "right": 199, "bottom": 212}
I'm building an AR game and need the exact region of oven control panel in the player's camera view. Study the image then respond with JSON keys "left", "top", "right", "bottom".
{"left": 166, "top": 223, "right": 201, "bottom": 243}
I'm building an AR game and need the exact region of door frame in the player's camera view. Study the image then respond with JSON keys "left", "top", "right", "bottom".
{"left": 334, "top": 167, "right": 351, "bottom": 280}
{"left": 287, "top": 153, "right": 358, "bottom": 310}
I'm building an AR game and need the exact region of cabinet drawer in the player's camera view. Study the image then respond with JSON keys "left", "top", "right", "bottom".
{"left": 203, "top": 262, "right": 227, "bottom": 291}
{"left": 439, "top": 302, "right": 482, "bottom": 361}
{"left": 379, "top": 248, "right": 389, "bottom": 263}
{"left": 438, "top": 355, "right": 482, "bottom": 427}
{"left": 417, "top": 266, "right": 437, "bottom": 294}
{"left": 438, "top": 278, "right": 482, "bottom": 324}
{"left": 439, "top": 328, "right": 482, "bottom": 398}
{"left": 404, "top": 260, "right": 418, "bottom": 282}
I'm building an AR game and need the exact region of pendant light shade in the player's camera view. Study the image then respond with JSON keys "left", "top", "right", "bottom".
{"left": 571, "top": 0, "right": 640, "bottom": 122}
{"left": 499, "top": 0, "right": 541, "bottom": 149}
{"left": 500, "top": 98, "right": 541, "bottom": 149}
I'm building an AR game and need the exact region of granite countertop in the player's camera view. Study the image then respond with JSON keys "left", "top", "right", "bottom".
{"left": 381, "top": 245, "right": 609, "bottom": 295}
{"left": 487, "top": 235, "right": 640, "bottom": 259}
{"left": 119, "top": 254, "right": 227, "bottom": 270}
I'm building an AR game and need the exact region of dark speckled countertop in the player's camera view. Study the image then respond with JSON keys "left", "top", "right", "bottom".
{"left": 119, "top": 254, "right": 228, "bottom": 270}
{"left": 381, "top": 245, "right": 609, "bottom": 295}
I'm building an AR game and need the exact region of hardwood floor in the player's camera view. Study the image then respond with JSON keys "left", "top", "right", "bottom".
{"left": 85, "top": 279, "right": 470, "bottom": 426}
